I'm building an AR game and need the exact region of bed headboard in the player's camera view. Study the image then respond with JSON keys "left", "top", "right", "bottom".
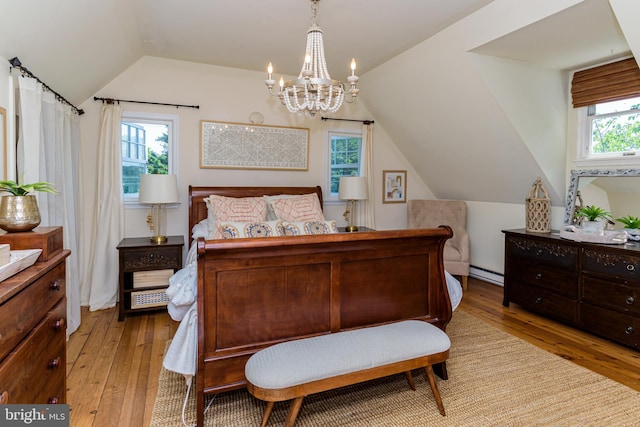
{"left": 188, "top": 185, "right": 324, "bottom": 233}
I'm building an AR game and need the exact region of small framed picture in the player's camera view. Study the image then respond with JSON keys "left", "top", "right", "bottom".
{"left": 383, "top": 170, "right": 406, "bottom": 204}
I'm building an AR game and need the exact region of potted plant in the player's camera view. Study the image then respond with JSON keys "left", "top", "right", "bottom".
{"left": 616, "top": 214, "right": 640, "bottom": 238}
{"left": 575, "top": 205, "right": 612, "bottom": 235}
{"left": 0, "top": 179, "right": 56, "bottom": 232}
{"left": 616, "top": 215, "right": 640, "bottom": 229}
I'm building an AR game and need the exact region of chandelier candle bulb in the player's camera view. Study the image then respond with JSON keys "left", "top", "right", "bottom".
{"left": 351, "top": 58, "right": 356, "bottom": 76}
{"left": 267, "top": 62, "right": 273, "bottom": 80}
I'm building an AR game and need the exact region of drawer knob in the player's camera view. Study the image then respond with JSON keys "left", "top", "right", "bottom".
{"left": 625, "top": 326, "right": 634, "bottom": 335}
{"left": 48, "top": 397, "right": 59, "bottom": 404}
{"left": 535, "top": 297, "right": 543, "bottom": 304}
{"left": 627, "top": 264, "right": 635, "bottom": 272}
{"left": 535, "top": 273, "right": 542, "bottom": 280}
{"left": 53, "top": 318, "right": 66, "bottom": 330}
{"left": 626, "top": 296, "right": 636, "bottom": 305}
{"left": 50, "top": 280, "right": 61, "bottom": 291}
{"left": 536, "top": 249, "right": 544, "bottom": 256}
{"left": 0, "top": 391, "right": 8, "bottom": 404}
{"left": 48, "top": 357, "right": 62, "bottom": 369}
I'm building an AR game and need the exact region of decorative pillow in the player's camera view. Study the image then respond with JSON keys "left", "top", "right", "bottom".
{"left": 269, "top": 193, "right": 325, "bottom": 222}
{"left": 204, "top": 197, "right": 217, "bottom": 236}
{"left": 219, "top": 220, "right": 283, "bottom": 239}
{"left": 207, "top": 195, "right": 268, "bottom": 238}
{"left": 281, "top": 220, "right": 338, "bottom": 236}
{"left": 264, "top": 194, "right": 315, "bottom": 220}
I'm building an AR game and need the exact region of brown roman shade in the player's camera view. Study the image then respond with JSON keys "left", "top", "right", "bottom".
{"left": 571, "top": 58, "right": 640, "bottom": 108}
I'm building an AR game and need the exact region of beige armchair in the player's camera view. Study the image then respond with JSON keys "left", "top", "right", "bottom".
{"left": 407, "top": 199, "right": 469, "bottom": 290}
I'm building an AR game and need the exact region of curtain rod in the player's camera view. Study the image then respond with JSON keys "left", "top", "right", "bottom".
{"left": 8, "top": 57, "right": 84, "bottom": 115}
{"left": 94, "top": 96, "right": 199, "bottom": 110}
{"left": 321, "top": 117, "right": 374, "bottom": 125}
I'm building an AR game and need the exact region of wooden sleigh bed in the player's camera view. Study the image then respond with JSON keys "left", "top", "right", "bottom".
{"left": 189, "top": 185, "right": 453, "bottom": 427}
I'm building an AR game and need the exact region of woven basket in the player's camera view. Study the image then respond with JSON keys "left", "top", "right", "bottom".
{"left": 526, "top": 177, "right": 550, "bottom": 232}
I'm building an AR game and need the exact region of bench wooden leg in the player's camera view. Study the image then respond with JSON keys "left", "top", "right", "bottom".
{"left": 284, "top": 397, "right": 304, "bottom": 427}
{"left": 425, "top": 365, "right": 446, "bottom": 416}
{"left": 260, "top": 401, "right": 275, "bottom": 427}
{"left": 405, "top": 371, "right": 416, "bottom": 391}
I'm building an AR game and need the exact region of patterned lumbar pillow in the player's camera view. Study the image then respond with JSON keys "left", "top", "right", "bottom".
{"left": 281, "top": 220, "right": 338, "bottom": 236}
{"left": 219, "top": 220, "right": 283, "bottom": 239}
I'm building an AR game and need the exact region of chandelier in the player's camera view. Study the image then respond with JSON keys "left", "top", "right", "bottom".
{"left": 265, "top": 0, "right": 359, "bottom": 117}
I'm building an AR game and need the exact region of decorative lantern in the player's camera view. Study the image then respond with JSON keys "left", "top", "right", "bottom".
{"left": 526, "top": 177, "right": 551, "bottom": 233}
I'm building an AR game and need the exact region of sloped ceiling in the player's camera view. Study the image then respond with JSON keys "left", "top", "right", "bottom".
{"left": 0, "top": 0, "right": 635, "bottom": 207}
{"left": 359, "top": 0, "right": 632, "bottom": 206}
{"left": 0, "top": 0, "right": 494, "bottom": 105}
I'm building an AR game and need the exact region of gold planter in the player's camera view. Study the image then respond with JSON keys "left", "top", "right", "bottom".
{"left": 0, "top": 195, "right": 41, "bottom": 232}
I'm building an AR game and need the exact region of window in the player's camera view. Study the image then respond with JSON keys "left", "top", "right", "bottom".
{"left": 572, "top": 58, "right": 640, "bottom": 163}
{"left": 587, "top": 97, "right": 640, "bottom": 158}
{"left": 327, "top": 130, "right": 362, "bottom": 199}
{"left": 121, "top": 112, "right": 178, "bottom": 203}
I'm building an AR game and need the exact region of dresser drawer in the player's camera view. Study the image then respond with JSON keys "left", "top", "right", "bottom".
{"left": 583, "top": 249, "right": 640, "bottom": 281}
{"left": 0, "top": 262, "right": 65, "bottom": 362}
{"left": 506, "top": 236, "right": 578, "bottom": 269}
{"left": 582, "top": 275, "right": 640, "bottom": 316}
{"left": 508, "top": 281, "right": 578, "bottom": 324}
{"left": 581, "top": 303, "right": 639, "bottom": 349}
{"left": 122, "top": 248, "right": 181, "bottom": 271}
{"left": 0, "top": 300, "right": 66, "bottom": 403}
{"left": 507, "top": 259, "right": 577, "bottom": 297}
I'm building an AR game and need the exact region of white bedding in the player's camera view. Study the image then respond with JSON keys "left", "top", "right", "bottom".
{"left": 162, "top": 231, "right": 464, "bottom": 385}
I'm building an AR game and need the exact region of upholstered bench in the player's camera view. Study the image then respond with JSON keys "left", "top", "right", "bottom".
{"left": 245, "top": 320, "right": 450, "bottom": 427}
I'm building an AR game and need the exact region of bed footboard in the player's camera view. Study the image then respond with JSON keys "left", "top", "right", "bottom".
{"left": 194, "top": 227, "right": 452, "bottom": 427}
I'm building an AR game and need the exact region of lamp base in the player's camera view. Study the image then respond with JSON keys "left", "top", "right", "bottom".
{"left": 345, "top": 225, "right": 359, "bottom": 232}
{"left": 150, "top": 235, "right": 168, "bottom": 244}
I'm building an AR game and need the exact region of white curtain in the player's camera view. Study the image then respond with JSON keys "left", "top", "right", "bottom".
{"left": 17, "top": 76, "right": 81, "bottom": 336}
{"left": 358, "top": 123, "right": 376, "bottom": 229}
{"left": 82, "top": 103, "right": 123, "bottom": 311}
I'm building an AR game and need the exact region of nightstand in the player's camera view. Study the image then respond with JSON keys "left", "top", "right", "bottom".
{"left": 116, "top": 236, "right": 184, "bottom": 321}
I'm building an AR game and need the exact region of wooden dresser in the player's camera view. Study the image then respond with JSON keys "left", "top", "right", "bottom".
{"left": 503, "top": 229, "right": 639, "bottom": 350}
{"left": 0, "top": 227, "right": 70, "bottom": 404}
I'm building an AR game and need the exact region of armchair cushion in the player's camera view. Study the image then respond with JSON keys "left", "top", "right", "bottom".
{"left": 407, "top": 200, "right": 470, "bottom": 278}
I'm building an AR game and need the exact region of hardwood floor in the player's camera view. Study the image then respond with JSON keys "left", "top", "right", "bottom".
{"left": 66, "top": 277, "right": 640, "bottom": 426}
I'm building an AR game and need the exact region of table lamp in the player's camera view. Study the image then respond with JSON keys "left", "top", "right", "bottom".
{"left": 138, "top": 174, "right": 179, "bottom": 244}
{"left": 338, "top": 176, "right": 368, "bottom": 232}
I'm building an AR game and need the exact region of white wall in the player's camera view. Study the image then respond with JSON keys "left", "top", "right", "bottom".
{"left": 77, "top": 56, "right": 435, "bottom": 260}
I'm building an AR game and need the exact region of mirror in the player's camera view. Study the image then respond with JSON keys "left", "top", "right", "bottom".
{"left": 565, "top": 169, "right": 640, "bottom": 226}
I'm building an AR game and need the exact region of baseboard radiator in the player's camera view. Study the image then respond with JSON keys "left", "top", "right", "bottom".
{"left": 470, "top": 266, "right": 504, "bottom": 286}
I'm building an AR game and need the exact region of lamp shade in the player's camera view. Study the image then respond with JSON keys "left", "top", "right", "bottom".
{"left": 138, "top": 174, "right": 179, "bottom": 204}
{"left": 338, "top": 176, "right": 368, "bottom": 200}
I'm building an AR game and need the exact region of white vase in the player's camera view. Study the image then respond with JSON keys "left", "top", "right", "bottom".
{"left": 582, "top": 220, "right": 604, "bottom": 236}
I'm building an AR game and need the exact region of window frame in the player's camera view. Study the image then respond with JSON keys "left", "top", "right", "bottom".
{"left": 325, "top": 129, "right": 363, "bottom": 202}
{"left": 121, "top": 111, "right": 179, "bottom": 205}
{"left": 576, "top": 99, "right": 640, "bottom": 167}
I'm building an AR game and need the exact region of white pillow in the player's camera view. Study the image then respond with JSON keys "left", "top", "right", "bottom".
{"left": 281, "top": 220, "right": 338, "bottom": 236}
{"left": 191, "top": 218, "right": 211, "bottom": 240}
{"left": 219, "top": 220, "right": 284, "bottom": 239}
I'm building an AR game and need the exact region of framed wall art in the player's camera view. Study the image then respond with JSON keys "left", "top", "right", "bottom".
{"left": 200, "top": 120, "right": 309, "bottom": 170}
{"left": 383, "top": 170, "right": 406, "bottom": 204}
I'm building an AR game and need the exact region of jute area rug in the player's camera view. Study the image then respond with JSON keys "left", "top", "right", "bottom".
{"left": 151, "top": 310, "right": 640, "bottom": 426}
